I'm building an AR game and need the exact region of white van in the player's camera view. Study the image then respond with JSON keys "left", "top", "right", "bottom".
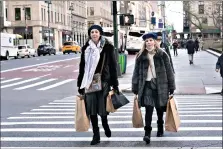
{"left": 0, "top": 33, "right": 21, "bottom": 60}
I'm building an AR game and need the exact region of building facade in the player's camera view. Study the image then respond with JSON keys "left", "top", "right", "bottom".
{"left": 183, "top": 1, "right": 222, "bottom": 39}
{"left": 4, "top": 1, "right": 87, "bottom": 50}
{"left": 87, "top": 1, "right": 113, "bottom": 28}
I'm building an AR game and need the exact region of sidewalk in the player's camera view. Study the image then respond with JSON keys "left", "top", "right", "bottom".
{"left": 119, "top": 49, "right": 222, "bottom": 95}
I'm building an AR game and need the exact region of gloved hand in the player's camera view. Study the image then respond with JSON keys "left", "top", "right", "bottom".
{"left": 113, "top": 86, "right": 120, "bottom": 95}
{"left": 133, "top": 91, "right": 138, "bottom": 95}
{"left": 169, "top": 89, "right": 174, "bottom": 95}
{"left": 78, "top": 88, "right": 85, "bottom": 95}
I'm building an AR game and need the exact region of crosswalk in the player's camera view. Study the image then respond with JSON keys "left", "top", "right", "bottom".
{"left": 1, "top": 94, "right": 222, "bottom": 148}
{"left": 0, "top": 77, "right": 76, "bottom": 91}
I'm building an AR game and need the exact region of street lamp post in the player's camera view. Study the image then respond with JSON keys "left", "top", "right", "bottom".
{"left": 45, "top": 0, "right": 51, "bottom": 45}
{"left": 23, "top": 6, "right": 28, "bottom": 44}
{"left": 69, "top": 4, "right": 74, "bottom": 41}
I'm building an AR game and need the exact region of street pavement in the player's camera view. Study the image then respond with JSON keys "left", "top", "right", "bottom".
{"left": 0, "top": 48, "right": 222, "bottom": 148}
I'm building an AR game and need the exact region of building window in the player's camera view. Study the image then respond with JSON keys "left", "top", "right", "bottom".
{"left": 90, "top": 7, "right": 94, "bottom": 16}
{"left": 5, "top": 8, "right": 7, "bottom": 20}
{"left": 198, "top": 4, "right": 204, "bottom": 14}
{"left": 25, "top": 7, "right": 31, "bottom": 20}
{"left": 15, "top": 8, "right": 21, "bottom": 20}
{"left": 202, "top": 17, "right": 208, "bottom": 24}
{"left": 88, "top": 21, "right": 94, "bottom": 28}
{"left": 41, "top": 8, "right": 43, "bottom": 20}
{"left": 44, "top": 9, "right": 46, "bottom": 21}
{"left": 87, "top": 7, "right": 89, "bottom": 16}
{"left": 64, "top": 15, "right": 65, "bottom": 25}
{"left": 51, "top": 11, "right": 53, "bottom": 22}
{"left": 55, "top": 12, "right": 56, "bottom": 23}
{"left": 61, "top": 14, "right": 63, "bottom": 24}
{"left": 58, "top": 13, "right": 59, "bottom": 22}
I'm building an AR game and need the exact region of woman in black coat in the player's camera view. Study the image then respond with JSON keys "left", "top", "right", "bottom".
{"left": 216, "top": 53, "right": 223, "bottom": 95}
{"left": 186, "top": 39, "right": 196, "bottom": 64}
{"left": 132, "top": 32, "right": 176, "bottom": 144}
{"left": 77, "top": 25, "right": 120, "bottom": 145}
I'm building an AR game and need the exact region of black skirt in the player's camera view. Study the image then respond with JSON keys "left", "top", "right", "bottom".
{"left": 84, "top": 82, "right": 110, "bottom": 116}
{"left": 142, "top": 81, "right": 159, "bottom": 108}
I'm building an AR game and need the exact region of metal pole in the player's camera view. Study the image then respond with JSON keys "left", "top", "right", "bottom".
{"left": 24, "top": 7, "right": 28, "bottom": 44}
{"left": 113, "top": 1, "right": 121, "bottom": 77}
{"left": 48, "top": 1, "right": 50, "bottom": 44}
{"left": 222, "top": 1, "right": 223, "bottom": 51}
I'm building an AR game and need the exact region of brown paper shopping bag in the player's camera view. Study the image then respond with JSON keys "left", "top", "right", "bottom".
{"left": 106, "top": 90, "right": 117, "bottom": 113}
{"left": 75, "top": 95, "right": 90, "bottom": 132}
{"left": 132, "top": 95, "right": 144, "bottom": 128}
{"left": 165, "top": 96, "right": 181, "bottom": 132}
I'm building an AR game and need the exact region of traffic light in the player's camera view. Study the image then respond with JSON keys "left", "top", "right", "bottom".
{"left": 120, "top": 14, "right": 134, "bottom": 26}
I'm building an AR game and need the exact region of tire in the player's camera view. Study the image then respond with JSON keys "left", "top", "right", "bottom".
{"left": 63, "top": 52, "right": 66, "bottom": 55}
{"left": 28, "top": 53, "right": 31, "bottom": 58}
{"left": 5, "top": 51, "right": 9, "bottom": 60}
{"left": 38, "top": 54, "right": 41, "bottom": 56}
{"left": 54, "top": 52, "right": 56, "bottom": 55}
{"left": 14, "top": 53, "right": 19, "bottom": 59}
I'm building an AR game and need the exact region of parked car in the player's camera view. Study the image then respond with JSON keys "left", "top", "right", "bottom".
{"left": 18, "top": 44, "right": 36, "bottom": 58}
{"left": 62, "top": 41, "right": 81, "bottom": 54}
{"left": 37, "top": 44, "right": 56, "bottom": 56}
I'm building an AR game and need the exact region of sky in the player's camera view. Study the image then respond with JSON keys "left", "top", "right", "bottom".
{"left": 165, "top": 1, "right": 184, "bottom": 33}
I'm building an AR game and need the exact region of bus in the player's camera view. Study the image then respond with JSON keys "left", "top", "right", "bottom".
{"left": 126, "top": 27, "right": 149, "bottom": 54}
{"left": 102, "top": 27, "right": 125, "bottom": 53}
{"left": 0, "top": 33, "right": 22, "bottom": 60}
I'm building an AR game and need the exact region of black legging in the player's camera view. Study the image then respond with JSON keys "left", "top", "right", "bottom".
{"left": 90, "top": 115, "right": 108, "bottom": 129}
{"left": 145, "top": 105, "right": 164, "bottom": 127}
{"left": 173, "top": 48, "right": 178, "bottom": 56}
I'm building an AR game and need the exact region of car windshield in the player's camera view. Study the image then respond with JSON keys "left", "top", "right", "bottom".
{"left": 18, "top": 46, "right": 26, "bottom": 49}
{"left": 63, "top": 42, "right": 73, "bottom": 46}
{"left": 38, "top": 45, "right": 46, "bottom": 48}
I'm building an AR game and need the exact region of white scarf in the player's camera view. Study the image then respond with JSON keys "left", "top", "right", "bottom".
{"left": 80, "top": 39, "right": 103, "bottom": 89}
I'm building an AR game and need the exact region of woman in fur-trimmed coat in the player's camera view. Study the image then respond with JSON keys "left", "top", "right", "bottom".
{"left": 132, "top": 32, "right": 176, "bottom": 144}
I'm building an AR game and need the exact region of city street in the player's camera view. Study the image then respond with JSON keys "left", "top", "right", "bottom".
{"left": 1, "top": 49, "right": 222, "bottom": 148}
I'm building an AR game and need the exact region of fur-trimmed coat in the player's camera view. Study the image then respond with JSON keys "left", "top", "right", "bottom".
{"left": 132, "top": 48, "right": 176, "bottom": 108}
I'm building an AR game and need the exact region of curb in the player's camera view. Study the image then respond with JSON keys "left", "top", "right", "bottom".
{"left": 206, "top": 49, "right": 221, "bottom": 58}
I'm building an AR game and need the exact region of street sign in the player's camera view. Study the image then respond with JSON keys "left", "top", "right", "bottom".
{"left": 151, "top": 17, "right": 156, "bottom": 25}
{"left": 158, "top": 23, "right": 163, "bottom": 28}
{"left": 119, "top": 14, "right": 134, "bottom": 26}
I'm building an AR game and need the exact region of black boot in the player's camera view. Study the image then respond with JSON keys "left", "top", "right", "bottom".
{"left": 143, "top": 126, "right": 152, "bottom": 144}
{"left": 101, "top": 116, "right": 111, "bottom": 137}
{"left": 90, "top": 127, "right": 100, "bottom": 145}
{"left": 157, "top": 120, "right": 164, "bottom": 137}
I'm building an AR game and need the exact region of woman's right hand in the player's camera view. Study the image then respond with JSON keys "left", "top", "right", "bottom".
{"left": 78, "top": 88, "right": 85, "bottom": 95}
{"left": 133, "top": 91, "right": 138, "bottom": 95}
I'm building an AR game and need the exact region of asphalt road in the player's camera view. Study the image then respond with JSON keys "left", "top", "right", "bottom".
{"left": 0, "top": 51, "right": 222, "bottom": 148}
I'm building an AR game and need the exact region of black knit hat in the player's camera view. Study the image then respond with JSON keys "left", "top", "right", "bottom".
{"left": 156, "top": 32, "right": 162, "bottom": 37}
{"left": 88, "top": 25, "right": 103, "bottom": 36}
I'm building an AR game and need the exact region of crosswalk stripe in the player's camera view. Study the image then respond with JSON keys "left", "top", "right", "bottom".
{"left": 1, "top": 120, "right": 222, "bottom": 125}
{"left": 20, "top": 112, "right": 223, "bottom": 116}
{"left": 1, "top": 127, "right": 222, "bottom": 132}
{"left": 1, "top": 78, "right": 22, "bottom": 84}
{"left": 1, "top": 74, "right": 51, "bottom": 89}
{"left": 37, "top": 79, "right": 75, "bottom": 91}
{"left": 14, "top": 79, "right": 58, "bottom": 90}
{"left": 7, "top": 114, "right": 223, "bottom": 119}
{"left": 0, "top": 78, "right": 4, "bottom": 80}
{"left": 1, "top": 137, "right": 221, "bottom": 141}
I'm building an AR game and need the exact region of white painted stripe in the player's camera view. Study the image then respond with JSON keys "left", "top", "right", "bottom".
{"left": 14, "top": 79, "right": 57, "bottom": 90}
{"left": 20, "top": 112, "right": 223, "bottom": 117}
{"left": 37, "top": 79, "right": 75, "bottom": 91}
{"left": 1, "top": 78, "right": 22, "bottom": 84}
{"left": 122, "top": 105, "right": 222, "bottom": 108}
{"left": 127, "top": 63, "right": 135, "bottom": 67}
{"left": 0, "top": 78, "right": 4, "bottom": 80}
{"left": 48, "top": 103, "right": 75, "bottom": 105}
{"left": 1, "top": 127, "right": 222, "bottom": 132}
{"left": 1, "top": 120, "right": 222, "bottom": 125}
{"left": 1, "top": 148, "right": 220, "bottom": 149}
{"left": 1, "top": 57, "right": 80, "bottom": 73}
{"left": 8, "top": 114, "right": 223, "bottom": 119}
{"left": 1, "top": 74, "right": 51, "bottom": 89}
{"left": 73, "top": 69, "right": 79, "bottom": 72}
{"left": 1, "top": 137, "right": 221, "bottom": 141}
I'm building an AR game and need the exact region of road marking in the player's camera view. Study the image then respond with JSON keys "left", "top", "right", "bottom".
{"left": 37, "top": 79, "right": 75, "bottom": 91}
{"left": 0, "top": 78, "right": 5, "bottom": 80}
{"left": 14, "top": 79, "right": 57, "bottom": 90}
{"left": 1, "top": 127, "right": 222, "bottom": 132}
{"left": 1, "top": 120, "right": 221, "bottom": 125}
{"left": 8, "top": 114, "right": 223, "bottom": 119}
{"left": 1, "top": 78, "right": 22, "bottom": 84}
{"left": 73, "top": 69, "right": 79, "bottom": 72}
{"left": 1, "top": 137, "right": 221, "bottom": 141}
{"left": 1, "top": 57, "right": 80, "bottom": 73}
{"left": 1, "top": 74, "right": 51, "bottom": 89}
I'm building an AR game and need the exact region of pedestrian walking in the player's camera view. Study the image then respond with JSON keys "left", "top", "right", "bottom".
{"left": 186, "top": 39, "right": 196, "bottom": 65}
{"left": 132, "top": 32, "right": 176, "bottom": 144}
{"left": 215, "top": 52, "right": 223, "bottom": 96}
{"left": 195, "top": 38, "right": 199, "bottom": 52}
{"left": 156, "top": 32, "right": 175, "bottom": 73}
{"left": 172, "top": 40, "right": 179, "bottom": 56}
{"left": 77, "top": 25, "right": 120, "bottom": 145}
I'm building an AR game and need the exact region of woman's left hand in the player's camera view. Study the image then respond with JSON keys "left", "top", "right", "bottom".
{"left": 113, "top": 86, "right": 120, "bottom": 95}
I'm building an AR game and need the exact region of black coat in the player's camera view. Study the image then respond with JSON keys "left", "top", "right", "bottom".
{"left": 186, "top": 40, "right": 196, "bottom": 54}
{"left": 77, "top": 39, "right": 119, "bottom": 89}
{"left": 216, "top": 53, "right": 223, "bottom": 77}
{"left": 132, "top": 48, "right": 176, "bottom": 108}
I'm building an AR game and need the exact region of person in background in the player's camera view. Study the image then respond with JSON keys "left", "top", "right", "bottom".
{"left": 195, "top": 38, "right": 199, "bottom": 52}
{"left": 156, "top": 32, "right": 175, "bottom": 72}
{"left": 186, "top": 39, "right": 196, "bottom": 65}
{"left": 172, "top": 40, "right": 179, "bottom": 56}
{"left": 216, "top": 52, "right": 223, "bottom": 96}
{"left": 77, "top": 25, "right": 120, "bottom": 145}
{"left": 132, "top": 32, "right": 176, "bottom": 144}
